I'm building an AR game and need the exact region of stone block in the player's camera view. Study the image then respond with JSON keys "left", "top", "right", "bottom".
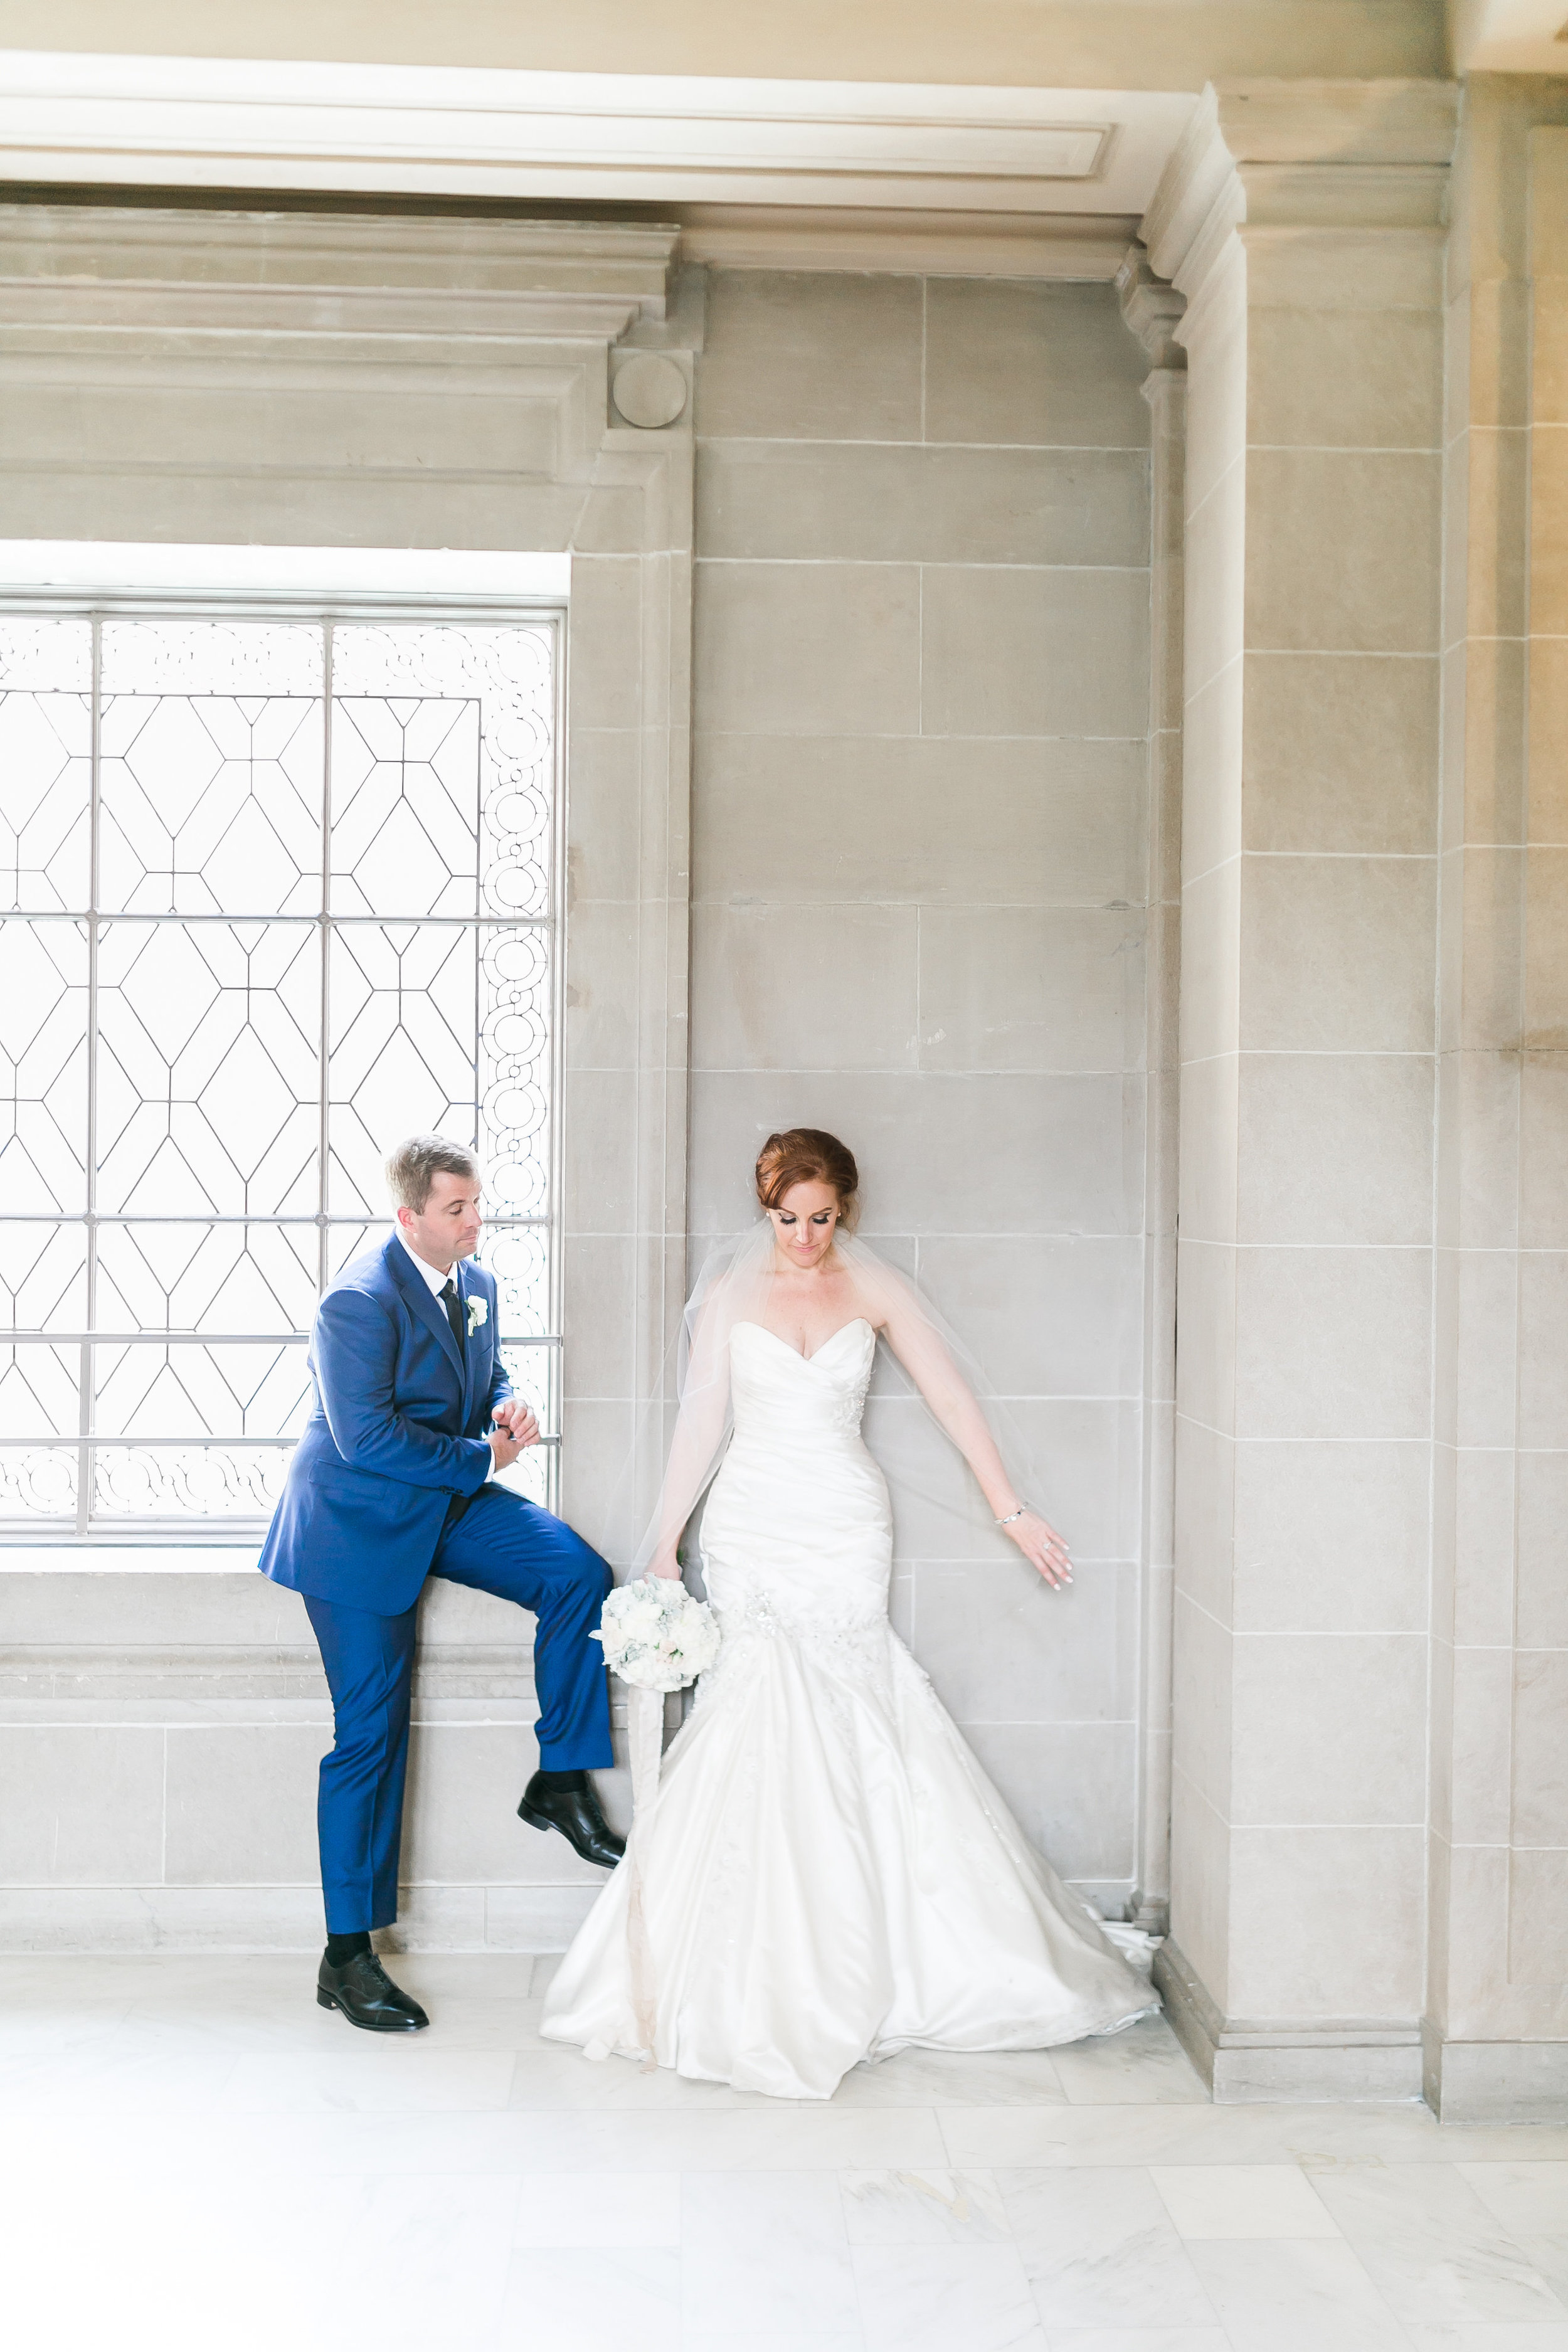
{"left": 1173, "top": 1411, "right": 1236, "bottom": 1629}
{"left": 1184, "top": 452, "right": 1246, "bottom": 701}
{"left": 1236, "top": 1051, "right": 1434, "bottom": 1245}
{"left": 1234, "top": 1242, "right": 1433, "bottom": 1444}
{"left": 1231, "top": 1440, "right": 1428, "bottom": 1634}
{"left": 1172, "top": 1236, "right": 1237, "bottom": 1443}
{"left": 1516, "top": 1449, "right": 1568, "bottom": 1649}
{"left": 919, "top": 565, "right": 1150, "bottom": 740}
{"left": 1518, "top": 1250, "right": 1568, "bottom": 1450}
{"left": 914, "top": 1558, "right": 1135, "bottom": 1727}
{"left": 164, "top": 1724, "right": 324, "bottom": 1886}
{"left": 1227, "top": 1824, "right": 1425, "bottom": 2020}
{"left": 1180, "top": 652, "right": 1243, "bottom": 887}
{"left": 687, "top": 1067, "right": 1145, "bottom": 1239}
{"left": 1171, "top": 1590, "right": 1234, "bottom": 1820}
{"left": 694, "top": 558, "right": 921, "bottom": 736}
{"left": 566, "top": 558, "right": 643, "bottom": 733}
{"left": 1229, "top": 1631, "right": 1427, "bottom": 1828}
{"left": 694, "top": 268, "right": 922, "bottom": 442}
{"left": 561, "top": 1065, "right": 640, "bottom": 1236}
{"left": 923, "top": 278, "right": 1150, "bottom": 450}
{"left": 962, "top": 1720, "right": 1136, "bottom": 1883}
{"left": 1240, "top": 852, "right": 1438, "bottom": 1053}
{"left": 1168, "top": 1776, "right": 1232, "bottom": 2013}
{"left": 691, "top": 901, "right": 918, "bottom": 1072}
{"left": 1182, "top": 238, "right": 1249, "bottom": 519}
{"left": 1245, "top": 448, "right": 1442, "bottom": 654}
{"left": 1242, "top": 650, "right": 1439, "bottom": 854}
{"left": 0, "top": 1725, "right": 165, "bottom": 1885}
{"left": 562, "top": 896, "right": 642, "bottom": 1071}
{"left": 868, "top": 1391, "right": 1136, "bottom": 1565}
{"left": 1176, "top": 1045, "right": 1239, "bottom": 1247}
{"left": 1507, "top": 1850, "right": 1568, "bottom": 1989}
{"left": 1177, "top": 859, "right": 1241, "bottom": 1065}
{"left": 693, "top": 734, "right": 1147, "bottom": 908}
{"left": 403, "top": 1722, "right": 603, "bottom": 1887}
{"left": 1247, "top": 303, "right": 1443, "bottom": 450}
{"left": 696, "top": 439, "right": 1148, "bottom": 566}
{"left": 912, "top": 1232, "right": 1143, "bottom": 1397}
{"left": 559, "top": 1233, "right": 637, "bottom": 1402}
{"left": 1512, "top": 1651, "right": 1568, "bottom": 1850}
{"left": 916, "top": 903, "right": 1145, "bottom": 1074}
{"left": 1521, "top": 1052, "right": 1568, "bottom": 1249}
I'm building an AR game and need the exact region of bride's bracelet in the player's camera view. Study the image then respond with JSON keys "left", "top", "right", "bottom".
{"left": 995, "top": 1504, "right": 1032, "bottom": 1527}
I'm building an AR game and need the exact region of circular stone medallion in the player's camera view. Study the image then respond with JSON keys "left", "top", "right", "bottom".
{"left": 611, "top": 352, "right": 688, "bottom": 430}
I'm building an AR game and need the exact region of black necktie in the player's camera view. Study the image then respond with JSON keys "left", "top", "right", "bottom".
{"left": 440, "top": 1276, "right": 465, "bottom": 1358}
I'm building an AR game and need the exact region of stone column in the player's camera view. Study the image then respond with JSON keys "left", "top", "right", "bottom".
{"left": 1426, "top": 77, "right": 1568, "bottom": 2122}
{"left": 1118, "top": 252, "right": 1187, "bottom": 1935}
{"left": 1143, "top": 79, "right": 1456, "bottom": 2098}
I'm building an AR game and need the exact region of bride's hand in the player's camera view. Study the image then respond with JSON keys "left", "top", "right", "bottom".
{"left": 649, "top": 1549, "right": 682, "bottom": 1581}
{"left": 1004, "top": 1510, "right": 1073, "bottom": 1589}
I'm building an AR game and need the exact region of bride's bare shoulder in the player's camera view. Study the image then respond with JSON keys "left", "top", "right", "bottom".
{"left": 841, "top": 1253, "right": 914, "bottom": 1332}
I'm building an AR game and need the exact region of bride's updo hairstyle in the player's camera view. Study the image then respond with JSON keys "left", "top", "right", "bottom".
{"left": 755, "top": 1128, "right": 860, "bottom": 1231}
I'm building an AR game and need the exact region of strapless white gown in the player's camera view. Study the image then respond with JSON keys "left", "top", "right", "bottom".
{"left": 541, "top": 1317, "right": 1155, "bottom": 2099}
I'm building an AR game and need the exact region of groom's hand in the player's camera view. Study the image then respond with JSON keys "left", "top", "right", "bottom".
{"left": 493, "top": 1397, "right": 541, "bottom": 1446}
{"left": 488, "top": 1398, "right": 541, "bottom": 1472}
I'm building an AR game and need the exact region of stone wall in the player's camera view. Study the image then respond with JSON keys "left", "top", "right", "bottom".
{"left": 0, "top": 208, "right": 694, "bottom": 1953}
{"left": 0, "top": 220, "right": 1167, "bottom": 1946}
{"left": 687, "top": 266, "right": 1158, "bottom": 1911}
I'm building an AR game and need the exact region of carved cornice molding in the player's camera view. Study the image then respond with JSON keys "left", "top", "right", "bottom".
{"left": 1140, "top": 77, "right": 1461, "bottom": 307}
{"left": 0, "top": 203, "right": 682, "bottom": 344}
{"left": 0, "top": 51, "right": 1197, "bottom": 218}
{"left": 1115, "top": 245, "right": 1186, "bottom": 368}
{"left": 677, "top": 203, "right": 1142, "bottom": 283}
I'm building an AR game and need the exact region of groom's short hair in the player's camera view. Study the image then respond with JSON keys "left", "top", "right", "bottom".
{"left": 386, "top": 1134, "right": 482, "bottom": 1213}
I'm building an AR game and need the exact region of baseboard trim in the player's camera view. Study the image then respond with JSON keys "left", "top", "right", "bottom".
{"left": 1154, "top": 1941, "right": 1426, "bottom": 2104}
{"left": 1424, "top": 2021, "right": 1568, "bottom": 2123}
{"left": 0, "top": 1882, "right": 595, "bottom": 1954}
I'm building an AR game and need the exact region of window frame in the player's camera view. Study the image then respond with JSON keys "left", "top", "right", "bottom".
{"left": 0, "top": 582, "right": 569, "bottom": 1545}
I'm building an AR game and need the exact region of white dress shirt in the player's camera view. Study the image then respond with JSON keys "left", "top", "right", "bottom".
{"left": 395, "top": 1225, "right": 457, "bottom": 1300}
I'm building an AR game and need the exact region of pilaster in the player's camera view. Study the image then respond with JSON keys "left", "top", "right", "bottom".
{"left": 1143, "top": 79, "right": 1456, "bottom": 2100}
{"left": 1118, "top": 248, "right": 1186, "bottom": 1936}
{"left": 1425, "top": 78, "right": 1568, "bottom": 2122}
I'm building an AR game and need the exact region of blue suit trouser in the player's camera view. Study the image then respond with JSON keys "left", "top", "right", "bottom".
{"left": 302, "top": 1486, "right": 614, "bottom": 1935}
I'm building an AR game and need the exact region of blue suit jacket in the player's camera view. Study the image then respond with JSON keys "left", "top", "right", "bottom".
{"left": 259, "top": 1234, "right": 511, "bottom": 1616}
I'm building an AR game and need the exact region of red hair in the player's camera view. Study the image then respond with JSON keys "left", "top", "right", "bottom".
{"left": 755, "top": 1128, "right": 860, "bottom": 1228}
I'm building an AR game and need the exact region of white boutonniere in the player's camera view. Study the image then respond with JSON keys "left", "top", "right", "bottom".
{"left": 467, "top": 1295, "right": 488, "bottom": 1335}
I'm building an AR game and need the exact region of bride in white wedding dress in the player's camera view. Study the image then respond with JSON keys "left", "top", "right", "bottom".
{"left": 541, "top": 1127, "right": 1155, "bottom": 2100}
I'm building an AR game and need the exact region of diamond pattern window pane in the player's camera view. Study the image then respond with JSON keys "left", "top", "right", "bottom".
{"left": 100, "top": 692, "right": 324, "bottom": 918}
{"left": 93, "top": 1340, "right": 312, "bottom": 1440}
{"left": 95, "top": 921, "right": 321, "bottom": 1218}
{"left": 0, "top": 612, "right": 559, "bottom": 1532}
{"left": 0, "top": 1342, "right": 77, "bottom": 1437}
{"left": 0, "top": 1224, "right": 88, "bottom": 1333}
{"left": 0, "top": 919, "right": 90, "bottom": 1216}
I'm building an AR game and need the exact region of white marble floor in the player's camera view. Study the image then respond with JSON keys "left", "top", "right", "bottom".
{"left": 3, "top": 1956, "right": 1567, "bottom": 2352}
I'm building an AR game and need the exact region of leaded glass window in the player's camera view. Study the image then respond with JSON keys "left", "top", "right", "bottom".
{"left": 0, "top": 612, "right": 561, "bottom": 1535}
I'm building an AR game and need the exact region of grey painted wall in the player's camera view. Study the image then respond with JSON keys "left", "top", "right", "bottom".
{"left": 687, "top": 268, "right": 1155, "bottom": 1904}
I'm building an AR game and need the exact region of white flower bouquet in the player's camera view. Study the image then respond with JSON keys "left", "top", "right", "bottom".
{"left": 593, "top": 1574, "right": 720, "bottom": 1693}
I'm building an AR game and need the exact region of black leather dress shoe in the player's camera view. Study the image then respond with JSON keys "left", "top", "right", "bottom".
{"left": 317, "top": 1950, "right": 430, "bottom": 2033}
{"left": 517, "top": 1772, "right": 625, "bottom": 1868}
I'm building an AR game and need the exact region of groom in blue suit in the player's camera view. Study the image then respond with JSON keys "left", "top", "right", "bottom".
{"left": 260, "top": 1133, "right": 620, "bottom": 2032}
